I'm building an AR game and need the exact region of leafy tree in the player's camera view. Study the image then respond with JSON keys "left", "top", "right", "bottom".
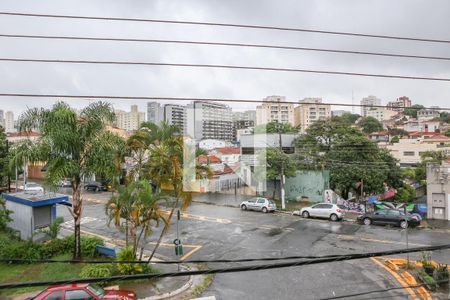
{"left": 105, "top": 180, "right": 167, "bottom": 257}
{"left": 358, "top": 116, "right": 383, "bottom": 134}
{"left": 294, "top": 119, "right": 402, "bottom": 199}
{"left": 444, "top": 129, "right": 450, "bottom": 137}
{"left": 391, "top": 136, "right": 400, "bottom": 143}
{"left": 333, "top": 113, "right": 360, "bottom": 125}
{"left": 9, "top": 139, "right": 47, "bottom": 188}
{"left": 440, "top": 112, "right": 450, "bottom": 124}
{"left": 400, "top": 168, "right": 416, "bottom": 181}
{"left": 404, "top": 104, "right": 425, "bottom": 118}
{"left": 0, "top": 126, "right": 10, "bottom": 188}
{"left": 253, "top": 121, "right": 298, "bottom": 134}
{"left": 0, "top": 197, "right": 12, "bottom": 231}
{"left": 265, "top": 147, "right": 296, "bottom": 199}
{"left": 388, "top": 128, "right": 409, "bottom": 137}
{"left": 18, "top": 101, "right": 125, "bottom": 259}
{"left": 394, "top": 185, "right": 416, "bottom": 203}
{"left": 415, "top": 151, "right": 449, "bottom": 181}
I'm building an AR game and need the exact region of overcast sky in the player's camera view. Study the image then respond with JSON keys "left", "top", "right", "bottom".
{"left": 0, "top": 0, "right": 449, "bottom": 117}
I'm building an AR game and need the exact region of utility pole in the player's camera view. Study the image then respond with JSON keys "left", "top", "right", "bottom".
{"left": 278, "top": 124, "right": 286, "bottom": 210}
{"left": 404, "top": 205, "right": 410, "bottom": 264}
{"left": 360, "top": 178, "right": 366, "bottom": 213}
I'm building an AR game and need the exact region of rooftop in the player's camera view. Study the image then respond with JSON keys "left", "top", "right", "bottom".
{"left": 3, "top": 192, "right": 69, "bottom": 207}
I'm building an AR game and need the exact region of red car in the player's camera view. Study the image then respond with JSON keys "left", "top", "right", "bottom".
{"left": 29, "top": 284, "right": 136, "bottom": 300}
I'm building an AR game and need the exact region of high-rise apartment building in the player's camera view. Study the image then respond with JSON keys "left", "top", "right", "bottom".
{"left": 360, "top": 95, "right": 381, "bottom": 117}
{"left": 0, "top": 110, "right": 4, "bottom": 128}
{"left": 233, "top": 110, "right": 256, "bottom": 123}
{"left": 256, "top": 96, "right": 295, "bottom": 126}
{"left": 294, "top": 98, "right": 331, "bottom": 132}
{"left": 115, "top": 105, "right": 145, "bottom": 131}
{"left": 387, "top": 96, "right": 412, "bottom": 112}
{"left": 164, "top": 104, "right": 186, "bottom": 133}
{"left": 186, "top": 101, "right": 233, "bottom": 141}
{"left": 5, "top": 111, "right": 15, "bottom": 133}
{"left": 147, "top": 102, "right": 164, "bottom": 124}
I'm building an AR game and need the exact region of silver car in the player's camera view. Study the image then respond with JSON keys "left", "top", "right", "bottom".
{"left": 299, "top": 203, "right": 345, "bottom": 221}
{"left": 240, "top": 197, "right": 277, "bottom": 213}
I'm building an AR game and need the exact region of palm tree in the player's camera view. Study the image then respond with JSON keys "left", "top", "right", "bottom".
{"left": 18, "top": 101, "right": 125, "bottom": 259}
{"left": 146, "top": 134, "right": 212, "bottom": 261}
{"left": 105, "top": 180, "right": 168, "bottom": 257}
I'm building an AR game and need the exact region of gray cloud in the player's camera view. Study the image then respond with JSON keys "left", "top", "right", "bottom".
{"left": 0, "top": 0, "right": 449, "bottom": 116}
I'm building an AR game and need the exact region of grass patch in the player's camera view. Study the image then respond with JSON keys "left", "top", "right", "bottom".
{"left": 0, "top": 253, "right": 85, "bottom": 297}
{"left": 190, "top": 264, "right": 214, "bottom": 298}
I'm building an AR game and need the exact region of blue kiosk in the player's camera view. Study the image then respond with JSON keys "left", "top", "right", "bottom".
{"left": 3, "top": 191, "right": 70, "bottom": 240}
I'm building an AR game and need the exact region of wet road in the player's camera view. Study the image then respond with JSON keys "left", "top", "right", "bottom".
{"left": 57, "top": 197, "right": 450, "bottom": 300}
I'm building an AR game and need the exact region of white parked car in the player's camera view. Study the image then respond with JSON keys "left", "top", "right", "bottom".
{"left": 240, "top": 197, "right": 277, "bottom": 213}
{"left": 22, "top": 182, "right": 44, "bottom": 192}
{"left": 297, "top": 203, "right": 345, "bottom": 221}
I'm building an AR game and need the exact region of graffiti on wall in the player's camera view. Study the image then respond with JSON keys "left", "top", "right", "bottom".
{"left": 285, "top": 170, "right": 330, "bottom": 202}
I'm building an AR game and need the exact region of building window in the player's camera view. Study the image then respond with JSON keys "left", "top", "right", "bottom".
{"left": 403, "top": 151, "right": 415, "bottom": 156}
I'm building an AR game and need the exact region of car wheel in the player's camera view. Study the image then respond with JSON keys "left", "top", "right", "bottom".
{"left": 400, "top": 220, "right": 408, "bottom": 229}
{"left": 241, "top": 204, "right": 247, "bottom": 210}
{"left": 302, "top": 211, "right": 310, "bottom": 218}
{"left": 363, "top": 218, "right": 372, "bottom": 225}
{"left": 330, "top": 214, "right": 339, "bottom": 222}
{"left": 262, "top": 207, "right": 268, "bottom": 213}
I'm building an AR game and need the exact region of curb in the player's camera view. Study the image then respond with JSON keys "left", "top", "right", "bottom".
{"left": 143, "top": 274, "right": 194, "bottom": 300}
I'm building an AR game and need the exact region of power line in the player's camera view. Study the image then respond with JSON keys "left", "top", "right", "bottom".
{"left": 1, "top": 33, "right": 450, "bottom": 61}
{"left": 1, "top": 243, "right": 449, "bottom": 289}
{"left": 1, "top": 58, "right": 450, "bottom": 82}
{"left": 0, "top": 93, "right": 447, "bottom": 111}
{"left": 0, "top": 253, "right": 344, "bottom": 265}
{"left": 1, "top": 11, "right": 449, "bottom": 44}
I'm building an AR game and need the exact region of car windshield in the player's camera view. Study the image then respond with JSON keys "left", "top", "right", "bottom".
{"left": 27, "top": 184, "right": 39, "bottom": 187}
{"left": 269, "top": 200, "right": 275, "bottom": 205}
{"left": 87, "top": 284, "right": 105, "bottom": 297}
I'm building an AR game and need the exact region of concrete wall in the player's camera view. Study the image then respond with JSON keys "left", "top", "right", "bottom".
{"left": 427, "top": 163, "right": 450, "bottom": 220}
{"left": 5, "top": 201, "right": 33, "bottom": 239}
{"left": 266, "top": 170, "right": 330, "bottom": 202}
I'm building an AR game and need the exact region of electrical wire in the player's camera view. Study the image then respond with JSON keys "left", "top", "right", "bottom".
{"left": 0, "top": 253, "right": 344, "bottom": 265}
{"left": 1, "top": 34, "right": 450, "bottom": 61}
{"left": 0, "top": 94, "right": 447, "bottom": 111}
{"left": 1, "top": 58, "right": 450, "bottom": 82}
{"left": 0, "top": 243, "right": 449, "bottom": 289}
{"left": 1, "top": 11, "right": 449, "bottom": 44}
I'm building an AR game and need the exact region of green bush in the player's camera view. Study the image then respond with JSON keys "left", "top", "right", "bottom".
{"left": 0, "top": 233, "right": 104, "bottom": 260}
{"left": 42, "top": 237, "right": 72, "bottom": 258}
{"left": 63, "top": 235, "right": 104, "bottom": 258}
{"left": 434, "top": 264, "right": 449, "bottom": 284}
{"left": 420, "top": 271, "right": 438, "bottom": 290}
{"left": 47, "top": 217, "right": 64, "bottom": 240}
{"left": 0, "top": 239, "right": 44, "bottom": 260}
{"left": 80, "top": 263, "right": 114, "bottom": 278}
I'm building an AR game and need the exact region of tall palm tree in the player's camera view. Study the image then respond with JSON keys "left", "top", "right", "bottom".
{"left": 18, "top": 101, "right": 125, "bottom": 259}
{"left": 105, "top": 180, "right": 168, "bottom": 257}
{"left": 9, "top": 139, "right": 49, "bottom": 188}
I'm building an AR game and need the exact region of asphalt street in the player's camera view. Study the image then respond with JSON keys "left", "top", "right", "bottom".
{"left": 56, "top": 191, "right": 450, "bottom": 300}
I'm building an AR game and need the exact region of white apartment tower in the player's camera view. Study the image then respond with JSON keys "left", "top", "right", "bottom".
{"left": 294, "top": 98, "right": 331, "bottom": 132}
{"left": 256, "top": 96, "right": 295, "bottom": 126}
{"left": 115, "top": 105, "right": 145, "bottom": 131}
{"left": 186, "top": 101, "right": 233, "bottom": 141}
{"left": 5, "top": 111, "right": 15, "bottom": 133}
{"left": 164, "top": 104, "right": 186, "bottom": 133}
{"left": 147, "top": 102, "right": 164, "bottom": 124}
{"left": 360, "top": 95, "right": 381, "bottom": 117}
